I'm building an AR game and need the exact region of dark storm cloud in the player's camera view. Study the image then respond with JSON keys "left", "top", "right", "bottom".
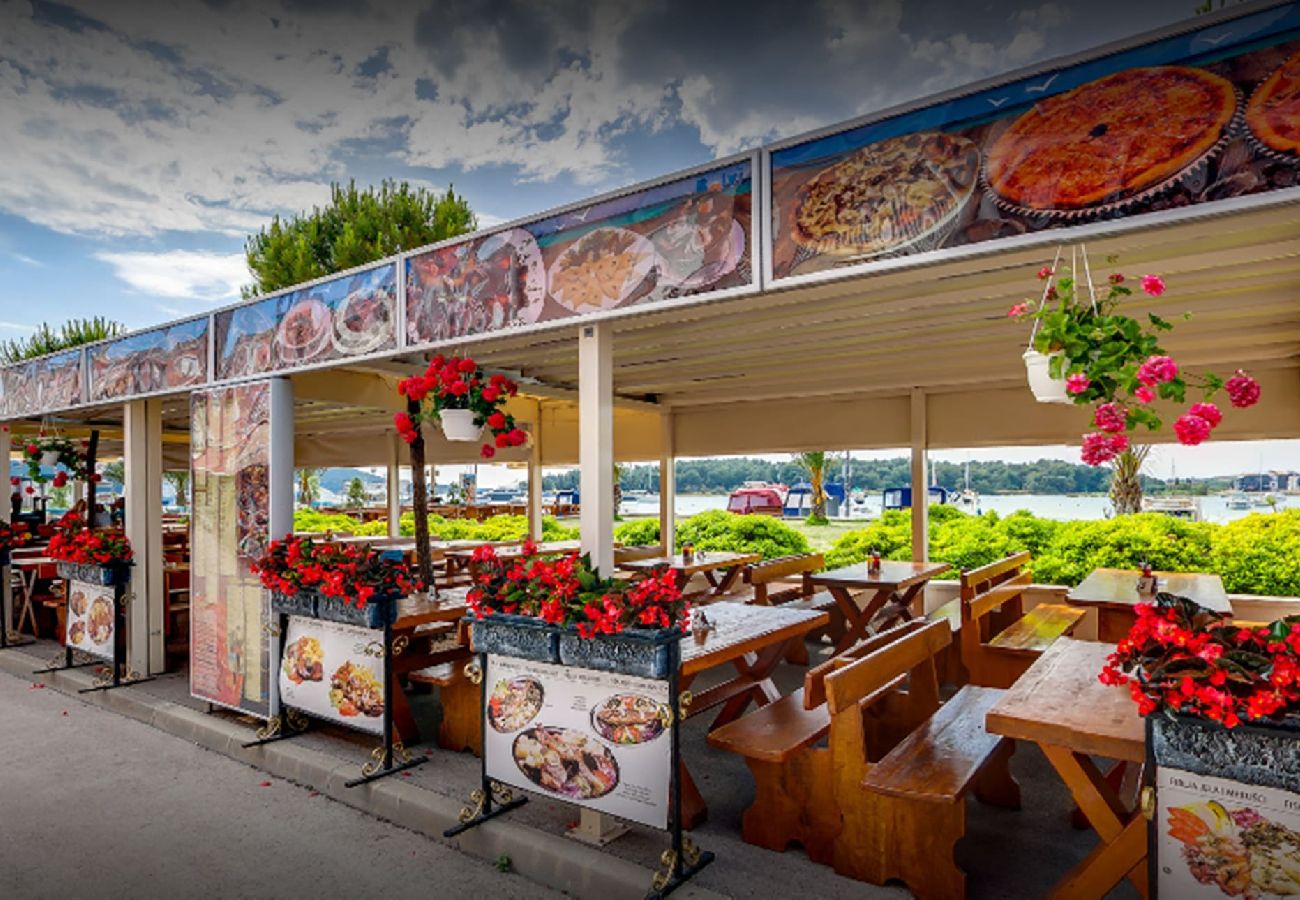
{"left": 412, "top": 0, "right": 592, "bottom": 81}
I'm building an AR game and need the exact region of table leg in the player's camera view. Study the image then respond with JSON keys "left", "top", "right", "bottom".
{"left": 1098, "top": 609, "right": 1137, "bottom": 644}
{"left": 1041, "top": 744, "right": 1147, "bottom": 898}
{"left": 831, "top": 587, "right": 891, "bottom": 655}
{"left": 708, "top": 565, "right": 744, "bottom": 597}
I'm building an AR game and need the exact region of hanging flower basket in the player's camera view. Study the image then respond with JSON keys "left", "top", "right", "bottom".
{"left": 438, "top": 408, "right": 483, "bottom": 442}
{"left": 21, "top": 434, "right": 92, "bottom": 485}
{"left": 39, "top": 450, "right": 60, "bottom": 468}
{"left": 1022, "top": 349, "right": 1070, "bottom": 404}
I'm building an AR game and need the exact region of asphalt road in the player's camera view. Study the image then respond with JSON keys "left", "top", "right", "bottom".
{"left": 0, "top": 671, "right": 564, "bottom": 900}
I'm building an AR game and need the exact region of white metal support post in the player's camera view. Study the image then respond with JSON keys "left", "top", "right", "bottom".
{"left": 910, "top": 388, "right": 929, "bottom": 562}
{"left": 527, "top": 400, "right": 544, "bottom": 541}
{"left": 124, "top": 398, "right": 165, "bottom": 675}
{"left": 267, "top": 378, "right": 294, "bottom": 718}
{"left": 578, "top": 324, "right": 614, "bottom": 575}
{"left": 659, "top": 411, "right": 676, "bottom": 554}
{"left": 386, "top": 432, "right": 402, "bottom": 538}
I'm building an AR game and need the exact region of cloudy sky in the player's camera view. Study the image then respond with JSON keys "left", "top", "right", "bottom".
{"left": 0, "top": 0, "right": 1208, "bottom": 334}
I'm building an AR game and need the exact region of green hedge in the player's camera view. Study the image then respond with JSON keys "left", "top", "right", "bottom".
{"left": 292, "top": 510, "right": 578, "bottom": 542}
{"left": 614, "top": 518, "right": 662, "bottom": 547}
{"left": 613, "top": 511, "right": 808, "bottom": 560}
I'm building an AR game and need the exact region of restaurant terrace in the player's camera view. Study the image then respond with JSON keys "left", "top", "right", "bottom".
{"left": 4, "top": 3, "right": 1300, "bottom": 898}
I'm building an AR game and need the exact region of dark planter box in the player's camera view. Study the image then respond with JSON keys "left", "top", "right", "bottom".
{"left": 269, "top": 590, "right": 318, "bottom": 619}
{"left": 0, "top": 549, "right": 8, "bottom": 567}
{"left": 56, "top": 561, "right": 131, "bottom": 586}
{"left": 558, "top": 626, "right": 680, "bottom": 680}
{"left": 316, "top": 593, "right": 400, "bottom": 629}
{"left": 1151, "top": 712, "right": 1300, "bottom": 794}
{"left": 470, "top": 615, "right": 561, "bottom": 664}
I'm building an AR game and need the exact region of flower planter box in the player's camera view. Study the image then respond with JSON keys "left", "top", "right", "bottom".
{"left": 1022, "top": 348, "right": 1070, "bottom": 404}
{"left": 269, "top": 590, "right": 318, "bottom": 619}
{"left": 558, "top": 626, "right": 679, "bottom": 680}
{"left": 56, "top": 561, "right": 131, "bottom": 586}
{"left": 439, "top": 409, "right": 483, "bottom": 442}
{"left": 470, "top": 615, "right": 562, "bottom": 664}
{"left": 1151, "top": 713, "right": 1300, "bottom": 794}
{"left": 316, "top": 593, "right": 400, "bottom": 629}
{"left": 0, "top": 549, "right": 8, "bottom": 568}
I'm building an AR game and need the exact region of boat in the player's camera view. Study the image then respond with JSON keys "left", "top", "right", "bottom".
{"left": 1224, "top": 491, "right": 1251, "bottom": 510}
{"left": 782, "top": 482, "right": 846, "bottom": 518}
{"left": 952, "top": 488, "right": 981, "bottom": 515}
{"left": 1140, "top": 496, "right": 1202, "bottom": 521}
{"left": 881, "top": 486, "right": 952, "bottom": 511}
{"left": 727, "top": 486, "right": 784, "bottom": 517}
{"left": 1253, "top": 492, "right": 1286, "bottom": 508}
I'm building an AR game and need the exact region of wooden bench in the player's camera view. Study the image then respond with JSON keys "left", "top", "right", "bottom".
{"left": 614, "top": 544, "right": 664, "bottom": 565}
{"left": 409, "top": 654, "right": 479, "bottom": 755}
{"left": 960, "top": 552, "right": 1085, "bottom": 689}
{"left": 743, "top": 554, "right": 841, "bottom": 663}
{"left": 825, "top": 621, "right": 1020, "bottom": 897}
{"left": 706, "top": 621, "right": 930, "bottom": 862}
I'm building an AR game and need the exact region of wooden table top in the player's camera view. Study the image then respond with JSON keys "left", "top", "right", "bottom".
{"left": 810, "top": 560, "right": 951, "bottom": 591}
{"left": 1067, "top": 567, "right": 1230, "bottom": 614}
{"left": 986, "top": 638, "right": 1144, "bottom": 763}
{"left": 620, "top": 551, "right": 762, "bottom": 577}
{"left": 394, "top": 589, "right": 470, "bottom": 629}
{"left": 679, "top": 602, "right": 829, "bottom": 677}
{"left": 446, "top": 540, "right": 581, "bottom": 560}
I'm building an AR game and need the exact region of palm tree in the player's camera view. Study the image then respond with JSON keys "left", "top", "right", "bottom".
{"left": 164, "top": 470, "right": 191, "bottom": 509}
{"left": 796, "top": 452, "right": 830, "bottom": 525}
{"left": 1109, "top": 445, "right": 1151, "bottom": 516}
{"left": 297, "top": 468, "right": 323, "bottom": 507}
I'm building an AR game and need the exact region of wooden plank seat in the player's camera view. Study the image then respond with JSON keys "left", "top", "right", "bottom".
{"left": 960, "top": 552, "right": 1085, "bottom": 689}
{"left": 825, "top": 622, "right": 1021, "bottom": 898}
{"left": 706, "top": 620, "right": 930, "bottom": 862}
{"left": 743, "top": 553, "right": 841, "bottom": 663}
{"left": 410, "top": 656, "right": 480, "bottom": 755}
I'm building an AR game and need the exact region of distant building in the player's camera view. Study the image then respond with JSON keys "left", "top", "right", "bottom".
{"left": 1234, "top": 471, "right": 1299, "bottom": 492}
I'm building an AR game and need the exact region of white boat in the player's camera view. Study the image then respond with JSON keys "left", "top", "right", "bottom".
{"left": 1141, "top": 496, "right": 1202, "bottom": 521}
{"left": 1253, "top": 493, "right": 1286, "bottom": 508}
{"left": 1224, "top": 491, "right": 1251, "bottom": 510}
{"left": 952, "top": 488, "right": 981, "bottom": 515}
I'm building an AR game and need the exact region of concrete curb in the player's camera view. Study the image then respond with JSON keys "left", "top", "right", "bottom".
{"left": 0, "top": 648, "right": 729, "bottom": 900}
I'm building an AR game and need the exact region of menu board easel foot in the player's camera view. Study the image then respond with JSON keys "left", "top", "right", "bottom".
{"left": 33, "top": 646, "right": 99, "bottom": 674}
{"left": 343, "top": 751, "right": 427, "bottom": 788}
{"left": 78, "top": 668, "right": 155, "bottom": 694}
{"left": 646, "top": 840, "right": 715, "bottom": 900}
{"left": 241, "top": 712, "right": 311, "bottom": 749}
{"left": 444, "top": 780, "right": 529, "bottom": 838}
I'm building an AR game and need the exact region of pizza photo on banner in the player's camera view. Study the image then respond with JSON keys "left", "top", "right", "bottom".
{"left": 769, "top": 5, "right": 1300, "bottom": 281}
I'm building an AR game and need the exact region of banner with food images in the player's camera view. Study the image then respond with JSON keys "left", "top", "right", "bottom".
{"left": 483, "top": 654, "right": 672, "bottom": 830}
{"left": 1157, "top": 766, "right": 1300, "bottom": 897}
{"left": 278, "top": 616, "right": 385, "bottom": 736}
{"left": 87, "top": 317, "right": 209, "bottom": 402}
{"left": 405, "top": 158, "right": 753, "bottom": 346}
{"left": 0, "top": 349, "right": 83, "bottom": 417}
{"left": 214, "top": 262, "right": 397, "bottom": 380}
{"left": 64, "top": 580, "right": 115, "bottom": 663}
{"left": 769, "top": 5, "right": 1300, "bottom": 282}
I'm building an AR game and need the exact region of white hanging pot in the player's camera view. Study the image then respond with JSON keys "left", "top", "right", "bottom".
{"left": 1023, "top": 348, "right": 1071, "bottom": 404}
{"left": 439, "top": 409, "right": 483, "bottom": 442}
{"left": 39, "top": 450, "right": 60, "bottom": 467}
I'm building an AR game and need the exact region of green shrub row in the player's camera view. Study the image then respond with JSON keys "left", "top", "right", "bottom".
{"left": 291, "top": 509, "right": 578, "bottom": 542}
{"left": 613, "top": 510, "right": 809, "bottom": 560}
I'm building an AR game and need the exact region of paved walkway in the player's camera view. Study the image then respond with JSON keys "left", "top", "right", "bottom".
{"left": 0, "top": 671, "right": 564, "bottom": 900}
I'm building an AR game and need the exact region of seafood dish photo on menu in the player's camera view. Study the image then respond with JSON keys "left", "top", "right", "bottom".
{"left": 405, "top": 159, "right": 753, "bottom": 346}
{"left": 512, "top": 726, "right": 620, "bottom": 800}
{"left": 487, "top": 676, "right": 544, "bottom": 733}
{"left": 590, "top": 693, "right": 667, "bottom": 745}
{"left": 770, "top": 10, "right": 1300, "bottom": 282}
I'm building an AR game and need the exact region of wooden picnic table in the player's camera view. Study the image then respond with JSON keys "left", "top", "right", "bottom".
{"left": 619, "top": 551, "right": 762, "bottom": 598}
{"left": 986, "top": 638, "right": 1147, "bottom": 899}
{"left": 375, "top": 590, "right": 472, "bottom": 742}
{"left": 677, "top": 601, "right": 830, "bottom": 828}
{"left": 11, "top": 555, "right": 58, "bottom": 638}
{"left": 1068, "top": 567, "right": 1230, "bottom": 642}
{"left": 809, "top": 560, "right": 951, "bottom": 654}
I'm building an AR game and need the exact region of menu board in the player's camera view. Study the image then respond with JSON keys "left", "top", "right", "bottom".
{"left": 64, "top": 580, "right": 115, "bottom": 663}
{"left": 189, "top": 381, "right": 273, "bottom": 716}
{"left": 770, "top": 6, "right": 1300, "bottom": 282}
{"left": 405, "top": 159, "right": 752, "bottom": 345}
{"left": 1156, "top": 766, "right": 1300, "bottom": 897}
{"left": 87, "top": 318, "right": 209, "bottom": 402}
{"left": 214, "top": 263, "right": 397, "bottom": 380}
{"left": 278, "top": 616, "right": 385, "bottom": 736}
{"left": 483, "top": 654, "right": 672, "bottom": 829}
{"left": 0, "top": 350, "right": 82, "bottom": 417}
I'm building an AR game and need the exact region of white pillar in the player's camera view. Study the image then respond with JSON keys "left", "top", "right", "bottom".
{"left": 527, "top": 401, "right": 544, "bottom": 541}
{"left": 125, "top": 398, "right": 164, "bottom": 675}
{"left": 386, "top": 433, "right": 402, "bottom": 538}
{"left": 578, "top": 324, "right": 615, "bottom": 575}
{"left": 910, "top": 388, "right": 929, "bottom": 562}
{"left": 267, "top": 378, "right": 294, "bottom": 718}
{"left": 1, "top": 423, "right": 12, "bottom": 640}
{"left": 659, "top": 411, "right": 675, "bottom": 554}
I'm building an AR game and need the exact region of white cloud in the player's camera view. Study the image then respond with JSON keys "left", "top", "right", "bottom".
{"left": 94, "top": 250, "right": 248, "bottom": 303}
{"left": 0, "top": 320, "right": 36, "bottom": 332}
{"left": 11, "top": 253, "right": 44, "bottom": 267}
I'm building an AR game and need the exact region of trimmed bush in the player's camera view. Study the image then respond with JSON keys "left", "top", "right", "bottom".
{"left": 1209, "top": 510, "right": 1300, "bottom": 597}
{"left": 327, "top": 513, "right": 578, "bottom": 542}
{"left": 824, "top": 510, "right": 914, "bottom": 568}
{"left": 1031, "top": 514, "right": 1213, "bottom": 587}
{"left": 675, "top": 510, "right": 809, "bottom": 560}
{"left": 614, "top": 518, "right": 661, "bottom": 547}
{"left": 292, "top": 509, "right": 364, "bottom": 533}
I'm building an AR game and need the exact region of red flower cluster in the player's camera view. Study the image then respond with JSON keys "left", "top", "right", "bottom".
{"left": 396, "top": 355, "right": 527, "bottom": 459}
{"left": 1100, "top": 594, "right": 1300, "bottom": 729}
{"left": 47, "top": 512, "right": 133, "bottom": 567}
{"left": 20, "top": 433, "right": 91, "bottom": 485}
{"left": 0, "top": 519, "right": 33, "bottom": 554}
{"left": 252, "top": 535, "right": 420, "bottom": 608}
{"left": 467, "top": 544, "right": 690, "bottom": 639}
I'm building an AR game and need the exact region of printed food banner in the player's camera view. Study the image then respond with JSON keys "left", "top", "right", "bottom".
{"left": 405, "top": 159, "right": 752, "bottom": 345}
{"left": 1157, "top": 766, "right": 1300, "bottom": 897}
{"left": 87, "top": 318, "right": 209, "bottom": 402}
{"left": 278, "top": 616, "right": 386, "bottom": 735}
{"left": 214, "top": 263, "right": 396, "bottom": 380}
{"left": 190, "top": 381, "right": 273, "bottom": 717}
{"left": 484, "top": 654, "right": 672, "bottom": 830}
{"left": 0, "top": 350, "right": 82, "bottom": 417}
{"left": 64, "top": 580, "right": 115, "bottom": 663}
{"left": 770, "top": 5, "right": 1300, "bottom": 282}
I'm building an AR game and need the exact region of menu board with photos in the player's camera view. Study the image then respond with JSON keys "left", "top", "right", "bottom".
{"left": 278, "top": 616, "right": 385, "bottom": 736}
{"left": 214, "top": 263, "right": 397, "bottom": 381}
{"left": 189, "top": 381, "right": 273, "bottom": 717}
{"left": 770, "top": 5, "right": 1300, "bottom": 282}
{"left": 87, "top": 318, "right": 209, "bottom": 402}
{"left": 63, "top": 580, "right": 116, "bottom": 663}
{"left": 405, "top": 159, "right": 753, "bottom": 346}
{"left": 1156, "top": 766, "right": 1300, "bottom": 897}
{"left": 483, "top": 654, "right": 672, "bottom": 829}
